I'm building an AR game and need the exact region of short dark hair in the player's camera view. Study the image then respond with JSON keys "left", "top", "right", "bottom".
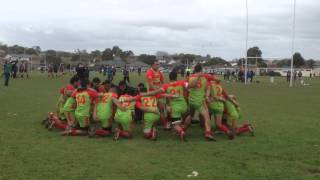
{"left": 102, "top": 80, "right": 110, "bottom": 85}
{"left": 92, "top": 77, "right": 101, "bottom": 84}
{"left": 193, "top": 63, "right": 202, "bottom": 73}
{"left": 169, "top": 70, "right": 178, "bottom": 81}
{"left": 69, "top": 76, "right": 79, "bottom": 84}
{"left": 79, "top": 80, "right": 89, "bottom": 90}
{"left": 152, "top": 59, "right": 159, "bottom": 65}
{"left": 118, "top": 80, "right": 127, "bottom": 87}
{"left": 137, "top": 83, "right": 145, "bottom": 88}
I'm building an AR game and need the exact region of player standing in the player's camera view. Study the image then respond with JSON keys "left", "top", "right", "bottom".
{"left": 187, "top": 64, "right": 215, "bottom": 140}
{"left": 145, "top": 60, "right": 169, "bottom": 129}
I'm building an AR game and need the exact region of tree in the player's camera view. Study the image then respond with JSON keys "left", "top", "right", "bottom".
{"left": 120, "top": 50, "right": 134, "bottom": 61}
{"left": 204, "top": 57, "right": 230, "bottom": 66}
{"left": 112, "top": 46, "right": 122, "bottom": 57}
{"left": 293, "top": 52, "right": 305, "bottom": 68}
{"left": 305, "top": 59, "right": 315, "bottom": 69}
{"left": 137, "top": 54, "right": 156, "bottom": 65}
{"left": 25, "top": 48, "right": 38, "bottom": 55}
{"left": 91, "top": 50, "right": 102, "bottom": 63}
{"left": 8, "top": 45, "right": 25, "bottom": 54}
{"left": 0, "top": 43, "right": 8, "bottom": 54}
{"left": 32, "top": 46, "right": 41, "bottom": 54}
{"left": 102, "top": 48, "right": 113, "bottom": 61}
{"left": 275, "top": 59, "right": 290, "bottom": 67}
{"left": 247, "top": 46, "right": 266, "bottom": 67}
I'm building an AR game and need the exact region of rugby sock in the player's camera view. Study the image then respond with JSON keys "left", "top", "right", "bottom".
{"left": 205, "top": 131, "right": 214, "bottom": 136}
{"left": 119, "top": 131, "right": 131, "bottom": 138}
{"left": 237, "top": 126, "right": 250, "bottom": 134}
{"left": 69, "top": 129, "right": 82, "bottom": 136}
{"left": 51, "top": 117, "right": 67, "bottom": 130}
{"left": 54, "top": 121, "right": 67, "bottom": 130}
{"left": 176, "top": 129, "right": 185, "bottom": 135}
{"left": 95, "top": 129, "right": 111, "bottom": 136}
{"left": 182, "top": 127, "right": 187, "bottom": 132}
{"left": 144, "top": 132, "right": 153, "bottom": 139}
{"left": 219, "top": 125, "right": 231, "bottom": 134}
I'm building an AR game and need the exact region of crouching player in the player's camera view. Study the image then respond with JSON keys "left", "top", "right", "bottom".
{"left": 206, "top": 79, "right": 235, "bottom": 139}
{"left": 56, "top": 76, "right": 79, "bottom": 120}
{"left": 123, "top": 87, "right": 177, "bottom": 140}
{"left": 90, "top": 86, "right": 124, "bottom": 137}
{"left": 113, "top": 93, "right": 136, "bottom": 140}
{"left": 224, "top": 95, "right": 254, "bottom": 136}
{"left": 141, "top": 70, "right": 189, "bottom": 141}
{"left": 62, "top": 80, "right": 100, "bottom": 136}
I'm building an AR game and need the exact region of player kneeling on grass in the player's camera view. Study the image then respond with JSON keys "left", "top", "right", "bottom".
{"left": 223, "top": 95, "right": 254, "bottom": 136}
{"left": 90, "top": 86, "right": 124, "bottom": 137}
{"left": 55, "top": 76, "right": 79, "bottom": 120}
{"left": 113, "top": 93, "right": 136, "bottom": 140}
{"left": 43, "top": 76, "right": 79, "bottom": 130}
{"left": 141, "top": 70, "right": 189, "bottom": 141}
{"left": 123, "top": 87, "right": 177, "bottom": 140}
{"left": 206, "top": 79, "right": 235, "bottom": 140}
{"left": 62, "top": 80, "right": 100, "bottom": 136}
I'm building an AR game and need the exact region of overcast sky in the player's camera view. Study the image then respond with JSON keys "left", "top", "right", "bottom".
{"left": 0, "top": 0, "right": 319, "bottom": 60}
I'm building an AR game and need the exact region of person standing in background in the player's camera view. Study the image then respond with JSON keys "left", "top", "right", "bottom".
{"left": 123, "top": 65, "right": 130, "bottom": 83}
{"left": 3, "top": 60, "right": 16, "bottom": 86}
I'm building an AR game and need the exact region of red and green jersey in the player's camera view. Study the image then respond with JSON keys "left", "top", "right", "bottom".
{"left": 208, "top": 82, "right": 227, "bottom": 111}
{"left": 209, "top": 82, "right": 227, "bottom": 98}
{"left": 115, "top": 94, "right": 136, "bottom": 120}
{"left": 224, "top": 100, "right": 240, "bottom": 120}
{"left": 136, "top": 95, "right": 160, "bottom": 120}
{"left": 188, "top": 74, "right": 207, "bottom": 105}
{"left": 96, "top": 92, "right": 118, "bottom": 117}
{"left": 162, "top": 80, "right": 187, "bottom": 108}
{"left": 72, "top": 89, "right": 99, "bottom": 117}
{"left": 59, "top": 84, "right": 75, "bottom": 96}
{"left": 63, "top": 97, "right": 76, "bottom": 112}
{"left": 146, "top": 68, "right": 164, "bottom": 91}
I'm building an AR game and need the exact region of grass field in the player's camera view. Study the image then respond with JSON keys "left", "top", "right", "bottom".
{"left": 0, "top": 72, "right": 319, "bottom": 180}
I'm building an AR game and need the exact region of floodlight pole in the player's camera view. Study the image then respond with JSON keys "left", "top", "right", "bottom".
{"left": 245, "top": 0, "right": 249, "bottom": 84}
{"left": 290, "top": 0, "right": 297, "bottom": 87}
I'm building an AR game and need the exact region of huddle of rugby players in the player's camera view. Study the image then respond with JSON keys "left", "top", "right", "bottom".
{"left": 42, "top": 60, "right": 254, "bottom": 141}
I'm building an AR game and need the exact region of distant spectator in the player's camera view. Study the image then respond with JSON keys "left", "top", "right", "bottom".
{"left": 76, "top": 63, "right": 87, "bottom": 82}
{"left": 238, "top": 70, "right": 244, "bottom": 82}
{"left": 84, "top": 65, "right": 90, "bottom": 80}
{"left": 11, "top": 61, "right": 18, "bottom": 78}
{"left": 180, "top": 68, "right": 185, "bottom": 77}
{"left": 53, "top": 64, "right": 58, "bottom": 77}
{"left": 286, "top": 70, "right": 291, "bottom": 82}
{"left": 107, "top": 65, "right": 113, "bottom": 82}
{"left": 3, "top": 60, "right": 16, "bottom": 86}
{"left": 294, "top": 71, "right": 297, "bottom": 81}
{"left": 112, "top": 66, "right": 116, "bottom": 76}
{"left": 138, "top": 67, "right": 142, "bottom": 76}
{"left": 48, "top": 64, "right": 54, "bottom": 78}
{"left": 249, "top": 70, "right": 254, "bottom": 82}
{"left": 123, "top": 66, "right": 130, "bottom": 83}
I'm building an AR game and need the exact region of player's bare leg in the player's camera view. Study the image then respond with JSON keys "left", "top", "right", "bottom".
{"left": 199, "top": 105, "right": 216, "bottom": 141}
{"left": 158, "top": 102, "right": 170, "bottom": 130}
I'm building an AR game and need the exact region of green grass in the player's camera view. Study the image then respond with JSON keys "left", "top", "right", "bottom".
{"left": 0, "top": 72, "right": 319, "bottom": 180}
